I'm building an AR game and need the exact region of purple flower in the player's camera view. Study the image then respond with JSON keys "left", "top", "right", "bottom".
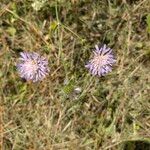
{"left": 85, "top": 44, "right": 116, "bottom": 76}
{"left": 17, "top": 52, "right": 49, "bottom": 82}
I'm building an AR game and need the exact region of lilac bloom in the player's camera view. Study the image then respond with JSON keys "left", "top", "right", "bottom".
{"left": 17, "top": 52, "right": 49, "bottom": 82}
{"left": 85, "top": 44, "right": 116, "bottom": 76}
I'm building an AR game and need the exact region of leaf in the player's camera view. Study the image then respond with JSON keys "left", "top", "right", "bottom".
{"left": 6, "top": 27, "right": 16, "bottom": 36}
{"left": 62, "top": 83, "right": 74, "bottom": 95}
{"left": 49, "top": 21, "right": 58, "bottom": 31}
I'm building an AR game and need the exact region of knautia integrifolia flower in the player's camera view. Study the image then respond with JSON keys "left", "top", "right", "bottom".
{"left": 85, "top": 44, "right": 116, "bottom": 76}
{"left": 17, "top": 52, "right": 49, "bottom": 82}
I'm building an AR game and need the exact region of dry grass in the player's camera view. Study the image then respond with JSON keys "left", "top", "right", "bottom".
{"left": 0, "top": 0, "right": 150, "bottom": 149}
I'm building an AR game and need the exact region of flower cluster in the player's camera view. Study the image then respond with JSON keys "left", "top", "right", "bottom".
{"left": 16, "top": 44, "right": 116, "bottom": 82}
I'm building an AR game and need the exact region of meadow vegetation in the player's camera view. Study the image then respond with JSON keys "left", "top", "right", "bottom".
{"left": 0, "top": 0, "right": 150, "bottom": 149}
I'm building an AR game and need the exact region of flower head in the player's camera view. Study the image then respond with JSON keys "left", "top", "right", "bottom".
{"left": 17, "top": 52, "right": 49, "bottom": 82}
{"left": 85, "top": 44, "right": 116, "bottom": 76}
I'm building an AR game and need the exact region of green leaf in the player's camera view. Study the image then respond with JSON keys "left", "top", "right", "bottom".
{"left": 62, "top": 83, "right": 74, "bottom": 95}
{"left": 6, "top": 27, "right": 16, "bottom": 36}
{"left": 49, "top": 21, "right": 58, "bottom": 31}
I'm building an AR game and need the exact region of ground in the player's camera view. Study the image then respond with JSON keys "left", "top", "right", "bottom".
{"left": 0, "top": 0, "right": 150, "bottom": 149}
